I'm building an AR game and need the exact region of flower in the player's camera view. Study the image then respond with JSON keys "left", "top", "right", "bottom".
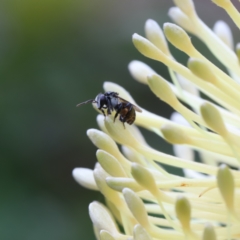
{"left": 73, "top": 0, "right": 240, "bottom": 239}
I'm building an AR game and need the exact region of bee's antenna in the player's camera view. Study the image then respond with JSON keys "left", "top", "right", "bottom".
{"left": 76, "top": 99, "right": 96, "bottom": 107}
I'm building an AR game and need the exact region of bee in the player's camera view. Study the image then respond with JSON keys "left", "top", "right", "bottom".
{"left": 77, "top": 91, "right": 142, "bottom": 125}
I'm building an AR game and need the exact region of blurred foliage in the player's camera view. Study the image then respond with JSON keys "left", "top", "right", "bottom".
{"left": 0, "top": 0, "right": 238, "bottom": 239}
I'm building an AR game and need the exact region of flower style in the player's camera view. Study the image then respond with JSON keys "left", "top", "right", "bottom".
{"left": 73, "top": 0, "right": 240, "bottom": 239}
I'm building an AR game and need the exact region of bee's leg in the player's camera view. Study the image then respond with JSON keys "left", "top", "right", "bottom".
{"left": 119, "top": 114, "right": 126, "bottom": 128}
{"left": 100, "top": 108, "right": 106, "bottom": 117}
{"left": 106, "top": 99, "right": 112, "bottom": 115}
{"left": 114, "top": 104, "right": 121, "bottom": 122}
{"left": 114, "top": 112, "right": 119, "bottom": 122}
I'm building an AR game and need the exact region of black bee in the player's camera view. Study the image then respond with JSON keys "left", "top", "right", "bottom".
{"left": 77, "top": 91, "right": 142, "bottom": 125}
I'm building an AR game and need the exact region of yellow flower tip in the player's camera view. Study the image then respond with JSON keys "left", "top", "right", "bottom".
{"left": 144, "top": 19, "right": 170, "bottom": 55}
{"left": 99, "top": 230, "right": 115, "bottom": 240}
{"left": 122, "top": 188, "right": 150, "bottom": 228}
{"left": 96, "top": 150, "right": 127, "bottom": 177}
{"left": 163, "top": 22, "right": 193, "bottom": 54}
{"left": 175, "top": 196, "right": 191, "bottom": 231}
{"left": 200, "top": 102, "right": 227, "bottom": 136}
{"left": 128, "top": 60, "right": 156, "bottom": 85}
{"left": 202, "top": 223, "right": 217, "bottom": 240}
{"left": 213, "top": 20, "right": 233, "bottom": 49}
{"left": 72, "top": 168, "right": 98, "bottom": 191}
{"left": 132, "top": 33, "right": 165, "bottom": 61}
{"left": 88, "top": 201, "right": 119, "bottom": 236}
{"left": 105, "top": 177, "right": 123, "bottom": 192}
{"left": 187, "top": 58, "right": 217, "bottom": 84}
{"left": 173, "top": 0, "right": 196, "bottom": 18}
{"left": 133, "top": 224, "right": 153, "bottom": 240}
{"left": 235, "top": 43, "right": 240, "bottom": 62}
{"left": 87, "top": 128, "right": 120, "bottom": 156}
{"left": 217, "top": 164, "right": 235, "bottom": 211}
{"left": 104, "top": 116, "right": 138, "bottom": 147}
{"left": 94, "top": 166, "right": 121, "bottom": 204}
{"left": 147, "top": 74, "right": 178, "bottom": 107}
{"left": 168, "top": 7, "right": 195, "bottom": 34}
{"left": 161, "top": 124, "right": 190, "bottom": 144}
{"left": 131, "top": 163, "right": 158, "bottom": 195}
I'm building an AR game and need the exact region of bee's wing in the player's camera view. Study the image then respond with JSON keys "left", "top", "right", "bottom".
{"left": 76, "top": 99, "right": 96, "bottom": 107}
{"left": 117, "top": 96, "right": 142, "bottom": 112}
{"left": 132, "top": 104, "right": 142, "bottom": 112}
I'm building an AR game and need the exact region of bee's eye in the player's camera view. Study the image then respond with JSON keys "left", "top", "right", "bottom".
{"left": 98, "top": 95, "right": 107, "bottom": 107}
{"left": 100, "top": 96, "right": 106, "bottom": 102}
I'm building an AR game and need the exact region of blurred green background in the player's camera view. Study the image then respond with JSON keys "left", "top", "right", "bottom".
{"left": 1, "top": 0, "right": 238, "bottom": 239}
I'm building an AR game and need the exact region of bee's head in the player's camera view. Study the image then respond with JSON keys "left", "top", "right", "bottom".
{"left": 95, "top": 93, "right": 107, "bottom": 108}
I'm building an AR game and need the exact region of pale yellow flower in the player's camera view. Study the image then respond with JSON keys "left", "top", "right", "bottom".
{"left": 73, "top": 0, "right": 240, "bottom": 239}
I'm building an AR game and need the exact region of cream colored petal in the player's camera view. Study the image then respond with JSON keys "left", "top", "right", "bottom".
{"left": 72, "top": 168, "right": 98, "bottom": 190}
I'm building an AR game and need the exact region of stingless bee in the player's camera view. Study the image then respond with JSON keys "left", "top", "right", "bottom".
{"left": 77, "top": 91, "right": 142, "bottom": 125}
